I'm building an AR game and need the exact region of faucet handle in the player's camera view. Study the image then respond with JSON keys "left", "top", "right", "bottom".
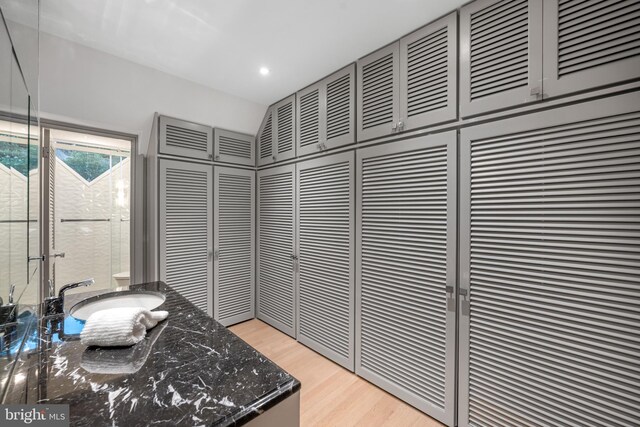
{"left": 8, "top": 284, "right": 15, "bottom": 304}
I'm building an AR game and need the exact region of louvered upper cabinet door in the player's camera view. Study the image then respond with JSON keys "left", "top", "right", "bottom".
{"left": 458, "top": 91, "right": 640, "bottom": 427}
{"left": 297, "top": 64, "right": 356, "bottom": 157}
{"left": 324, "top": 64, "right": 356, "bottom": 150}
{"left": 257, "top": 108, "right": 274, "bottom": 167}
{"left": 460, "top": 0, "right": 543, "bottom": 117}
{"left": 213, "top": 128, "right": 255, "bottom": 167}
{"left": 273, "top": 95, "right": 296, "bottom": 162}
{"left": 296, "top": 152, "right": 354, "bottom": 370}
{"left": 357, "top": 42, "right": 400, "bottom": 142}
{"left": 543, "top": 0, "right": 640, "bottom": 99}
{"left": 159, "top": 159, "right": 213, "bottom": 315}
{"left": 257, "top": 164, "right": 296, "bottom": 337}
{"left": 296, "top": 81, "right": 323, "bottom": 157}
{"left": 159, "top": 115, "right": 214, "bottom": 161}
{"left": 356, "top": 132, "right": 457, "bottom": 426}
{"left": 214, "top": 166, "right": 255, "bottom": 326}
{"left": 399, "top": 12, "right": 457, "bottom": 131}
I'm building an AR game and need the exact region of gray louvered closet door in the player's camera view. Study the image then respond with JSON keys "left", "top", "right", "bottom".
{"left": 274, "top": 95, "right": 296, "bottom": 162}
{"left": 159, "top": 159, "right": 213, "bottom": 315}
{"left": 357, "top": 42, "right": 400, "bottom": 142}
{"left": 297, "top": 64, "right": 356, "bottom": 157}
{"left": 399, "top": 12, "right": 457, "bottom": 130}
{"left": 324, "top": 64, "right": 356, "bottom": 150}
{"left": 257, "top": 109, "right": 274, "bottom": 167}
{"left": 356, "top": 132, "right": 457, "bottom": 426}
{"left": 297, "top": 152, "right": 354, "bottom": 370}
{"left": 460, "top": 0, "right": 543, "bottom": 117}
{"left": 159, "top": 115, "right": 213, "bottom": 161}
{"left": 543, "top": 0, "right": 640, "bottom": 99}
{"left": 458, "top": 91, "right": 640, "bottom": 427}
{"left": 297, "top": 81, "right": 322, "bottom": 157}
{"left": 214, "top": 128, "right": 255, "bottom": 167}
{"left": 257, "top": 164, "right": 296, "bottom": 337}
{"left": 214, "top": 166, "right": 255, "bottom": 326}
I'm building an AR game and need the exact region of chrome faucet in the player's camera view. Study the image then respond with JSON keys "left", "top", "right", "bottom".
{"left": 44, "top": 278, "right": 95, "bottom": 316}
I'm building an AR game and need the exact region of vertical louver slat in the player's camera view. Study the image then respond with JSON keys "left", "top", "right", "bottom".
{"left": 361, "top": 52, "right": 395, "bottom": 130}
{"left": 463, "top": 111, "right": 640, "bottom": 426}
{"left": 358, "top": 133, "right": 456, "bottom": 425}
{"left": 260, "top": 112, "right": 273, "bottom": 160}
{"left": 216, "top": 169, "right": 254, "bottom": 325}
{"left": 469, "top": 0, "right": 529, "bottom": 100}
{"left": 277, "top": 102, "right": 294, "bottom": 154}
{"left": 407, "top": 26, "right": 449, "bottom": 117}
{"left": 298, "top": 154, "right": 353, "bottom": 369}
{"left": 258, "top": 166, "right": 295, "bottom": 336}
{"left": 557, "top": 0, "right": 640, "bottom": 76}
{"left": 161, "top": 161, "right": 211, "bottom": 314}
{"left": 326, "top": 74, "right": 352, "bottom": 141}
{"left": 299, "top": 89, "right": 320, "bottom": 147}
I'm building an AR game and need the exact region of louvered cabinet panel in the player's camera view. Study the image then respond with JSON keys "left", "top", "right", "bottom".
{"left": 297, "top": 64, "right": 356, "bottom": 157}
{"left": 399, "top": 12, "right": 457, "bottom": 131}
{"left": 458, "top": 91, "right": 640, "bottom": 427}
{"left": 296, "top": 82, "right": 322, "bottom": 157}
{"left": 460, "top": 0, "right": 543, "bottom": 117}
{"left": 214, "top": 166, "right": 255, "bottom": 326}
{"left": 213, "top": 128, "right": 255, "bottom": 166}
{"left": 297, "top": 152, "right": 354, "bottom": 370}
{"left": 159, "top": 159, "right": 213, "bottom": 315}
{"left": 257, "top": 109, "right": 274, "bottom": 167}
{"left": 257, "top": 165, "right": 296, "bottom": 337}
{"left": 357, "top": 42, "right": 400, "bottom": 142}
{"left": 356, "top": 132, "right": 457, "bottom": 426}
{"left": 543, "top": 0, "right": 640, "bottom": 98}
{"left": 159, "top": 115, "right": 213, "bottom": 161}
{"left": 324, "top": 64, "right": 356, "bottom": 150}
{"left": 274, "top": 95, "right": 296, "bottom": 162}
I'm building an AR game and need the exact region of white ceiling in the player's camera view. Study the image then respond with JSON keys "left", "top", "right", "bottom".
{"left": 11, "top": 0, "right": 468, "bottom": 105}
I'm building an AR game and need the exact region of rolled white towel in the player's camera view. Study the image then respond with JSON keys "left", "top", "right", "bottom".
{"left": 80, "top": 307, "right": 168, "bottom": 347}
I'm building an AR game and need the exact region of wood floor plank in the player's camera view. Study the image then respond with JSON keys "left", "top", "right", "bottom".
{"left": 229, "top": 319, "right": 445, "bottom": 427}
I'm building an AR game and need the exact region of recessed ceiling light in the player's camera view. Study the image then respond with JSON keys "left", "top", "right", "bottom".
{"left": 259, "top": 67, "right": 270, "bottom": 76}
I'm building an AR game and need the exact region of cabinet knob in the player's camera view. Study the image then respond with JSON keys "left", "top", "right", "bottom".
{"left": 208, "top": 154, "right": 214, "bottom": 160}
{"left": 391, "top": 123, "right": 398, "bottom": 132}
{"left": 530, "top": 86, "right": 542, "bottom": 99}
{"left": 272, "top": 155, "right": 277, "bottom": 161}
{"left": 397, "top": 120, "right": 405, "bottom": 132}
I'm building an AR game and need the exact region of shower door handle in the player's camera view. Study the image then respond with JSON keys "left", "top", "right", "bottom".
{"left": 52, "top": 252, "right": 66, "bottom": 258}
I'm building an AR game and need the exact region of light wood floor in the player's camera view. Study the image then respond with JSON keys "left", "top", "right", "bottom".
{"left": 229, "top": 319, "right": 444, "bottom": 427}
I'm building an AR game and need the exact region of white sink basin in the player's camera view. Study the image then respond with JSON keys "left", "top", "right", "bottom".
{"left": 69, "top": 290, "right": 166, "bottom": 321}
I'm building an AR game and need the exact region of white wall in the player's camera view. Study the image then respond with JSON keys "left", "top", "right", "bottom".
{"left": 38, "top": 30, "right": 267, "bottom": 153}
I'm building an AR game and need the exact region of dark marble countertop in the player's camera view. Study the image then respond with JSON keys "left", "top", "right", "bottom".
{"left": 3, "top": 282, "right": 300, "bottom": 426}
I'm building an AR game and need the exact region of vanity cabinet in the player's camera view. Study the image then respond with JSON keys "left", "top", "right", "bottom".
{"left": 257, "top": 164, "right": 297, "bottom": 337}
{"left": 214, "top": 128, "right": 255, "bottom": 167}
{"left": 258, "top": 95, "right": 296, "bottom": 166}
{"left": 296, "top": 152, "right": 354, "bottom": 370}
{"left": 159, "top": 115, "right": 214, "bottom": 161}
{"left": 159, "top": 159, "right": 213, "bottom": 314}
{"left": 357, "top": 12, "right": 458, "bottom": 142}
{"left": 356, "top": 131, "right": 457, "bottom": 426}
{"left": 214, "top": 166, "right": 255, "bottom": 326}
{"left": 297, "top": 64, "right": 356, "bottom": 157}
{"left": 458, "top": 91, "right": 640, "bottom": 427}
